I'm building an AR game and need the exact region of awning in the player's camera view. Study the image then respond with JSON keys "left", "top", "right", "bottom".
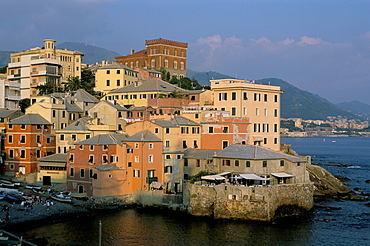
{"left": 150, "top": 182, "right": 162, "bottom": 189}
{"left": 218, "top": 171, "right": 231, "bottom": 176}
{"left": 201, "top": 175, "right": 226, "bottom": 181}
{"left": 239, "top": 173, "right": 270, "bottom": 181}
{"left": 271, "top": 172, "right": 294, "bottom": 178}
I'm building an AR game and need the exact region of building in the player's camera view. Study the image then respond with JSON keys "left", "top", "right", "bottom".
{"left": 4, "top": 114, "right": 55, "bottom": 174}
{"left": 116, "top": 38, "right": 188, "bottom": 78}
{"left": 211, "top": 79, "right": 282, "bottom": 150}
{"left": 9, "top": 39, "right": 83, "bottom": 84}
{"left": 37, "top": 153, "right": 67, "bottom": 186}
{"left": 94, "top": 63, "right": 139, "bottom": 95}
{"left": 0, "top": 73, "right": 20, "bottom": 109}
{"left": 7, "top": 54, "right": 62, "bottom": 98}
{"left": 27, "top": 89, "right": 99, "bottom": 133}
{"left": 103, "top": 79, "right": 189, "bottom": 114}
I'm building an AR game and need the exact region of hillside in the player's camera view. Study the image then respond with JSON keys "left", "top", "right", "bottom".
{"left": 336, "top": 100, "right": 370, "bottom": 120}
{"left": 187, "top": 70, "right": 235, "bottom": 85}
{"left": 56, "top": 42, "right": 121, "bottom": 64}
{"left": 0, "top": 51, "right": 13, "bottom": 66}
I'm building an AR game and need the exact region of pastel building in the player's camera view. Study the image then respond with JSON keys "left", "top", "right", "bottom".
{"left": 211, "top": 79, "right": 282, "bottom": 150}
{"left": 94, "top": 63, "right": 139, "bottom": 95}
{"left": 0, "top": 73, "right": 20, "bottom": 109}
{"left": 116, "top": 38, "right": 188, "bottom": 78}
{"left": 4, "top": 114, "right": 55, "bottom": 174}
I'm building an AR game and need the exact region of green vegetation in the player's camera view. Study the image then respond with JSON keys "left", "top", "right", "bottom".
{"left": 160, "top": 68, "right": 203, "bottom": 90}
{"left": 280, "top": 120, "right": 302, "bottom": 132}
{"left": 188, "top": 171, "right": 217, "bottom": 183}
{"left": 0, "top": 66, "right": 7, "bottom": 73}
{"left": 19, "top": 98, "right": 30, "bottom": 113}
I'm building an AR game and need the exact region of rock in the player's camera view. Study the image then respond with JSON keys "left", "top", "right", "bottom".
{"left": 365, "top": 180, "right": 370, "bottom": 184}
{"left": 343, "top": 196, "right": 369, "bottom": 201}
{"left": 306, "top": 164, "right": 352, "bottom": 197}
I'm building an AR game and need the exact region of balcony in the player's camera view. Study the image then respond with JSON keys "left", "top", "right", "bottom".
{"left": 7, "top": 74, "right": 21, "bottom": 80}
{"left": 6, "top": 95, "right": 21, "bottom": 101}
{"left": 4, "top": 81, "right": 20, "bottom": 89}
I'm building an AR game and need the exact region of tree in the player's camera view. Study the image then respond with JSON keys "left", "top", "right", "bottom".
{"left": 19, "top": 98, "right": 30, "bottom": 113}
{"left": 81, "top": 69, "right": 95, "bottom": 94}
{"left": 36, "top": 82, "right": 64, "bottom": 95}
{"left": 0, "top": 66, "right": 7, "bottom": 74}
{"left": 65, "top": 76, "right": 83, "bottom": 91}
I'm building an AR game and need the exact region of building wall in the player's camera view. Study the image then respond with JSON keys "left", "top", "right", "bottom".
{"left": 211, "top": 79, "right": 282, "bottom": 150}
{"left": 95, "top": 66, "right": 139, "bottom": 94}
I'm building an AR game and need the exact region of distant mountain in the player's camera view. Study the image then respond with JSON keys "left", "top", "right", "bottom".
{"left": 56, "top": 42, "right": 121, "bottom": 64}
{"left": 336, "top": 100, "right": 370, "bottom": 119}
{"left": 187, "top": 70, "right": 235, "bottom": 85}
{"left": 187, "top": 70, "right": 362, "bottom": 121}
{"left": 257, "top": 78, "right": 362, "bottom": 120}
{"left": 0, "top": 51, "right": 13, "bottom": 66}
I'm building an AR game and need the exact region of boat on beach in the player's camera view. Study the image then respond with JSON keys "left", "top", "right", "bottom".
{"left": 50, "top": 192, "right": 73, "bottom": 203}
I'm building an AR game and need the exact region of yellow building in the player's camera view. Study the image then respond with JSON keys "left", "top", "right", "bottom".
{"left": 94, "top": 62, "right": 139, "bottom": 95}
{"left": 10, "top": 39, "right": 83, "bottom": 86}
{"left": 211, "top": 79, "right": 282, "bottom": 150}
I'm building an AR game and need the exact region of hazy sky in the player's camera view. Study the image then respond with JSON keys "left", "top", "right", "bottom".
{"left": 2, "top": 0, "right": 370, "bottom": 104}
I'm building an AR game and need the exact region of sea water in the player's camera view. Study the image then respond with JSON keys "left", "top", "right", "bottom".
{"left": 17, "top": 137, "right": 370, "bottom": 245}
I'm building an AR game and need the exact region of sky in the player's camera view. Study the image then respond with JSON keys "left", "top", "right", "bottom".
{"left": 2, "top": 0, "right": 370, "bottom": 104}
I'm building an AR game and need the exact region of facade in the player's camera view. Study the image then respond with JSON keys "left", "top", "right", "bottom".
{"left": 103, "top": 79, "right": 189, "bottom": 114}
{"left": 7, "top": 54, "right": 62, "bottom": 98}
{"left": 37, "top": 153, "right": 67, "bottom": 186}
{"left": 66, "top": 131, "right": 163, "bottom": 197}
{"left": 4, "top": 114, "right": 55, "bottom": 174}
{"left": 94, "top": 63, "right": 139, "bottom": 95}
{"left": 134, "top": 67, "right": 162, "bottom": 80}
{"left": 10, "top": 39, "right": 83, "bottom": 84}
{"left": 116, "top": 38, "right": 187, "bottom": 78}
{"left": 0, "top": 73, "right": 21, "bottom": 109}
{"left": 211, "top": 79, "right": 282, "bottom": 150}
{"left": 27, "top": 89, "right": 99, "bottom": 133}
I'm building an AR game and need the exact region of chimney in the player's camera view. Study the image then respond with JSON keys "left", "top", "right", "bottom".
{"left": 131, "top": 49, "right": 135, "bottom": 55}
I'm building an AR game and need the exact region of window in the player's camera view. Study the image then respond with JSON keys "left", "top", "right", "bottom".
{"left": 80, "top": 168, "right": 85, "bottom": 178}
{"left": 106, "top": 70, "right": 110, "bottom": 74}
{"left": 182, "top": 140, "right": 187, "bottom": 148}
{"left": 246, "top": 161, "right": 251, "bottom": 167}
{"left": 222, "top": 140, "right": 228, "bottom": 149}
{"left": 192, "top": 127, "right": 199, "bottom": 134}
{"left": 21, "top": 124, "right": 26, "bottom": 130}
{"left": 173, "top": 61, "right": 178, "bottom": 69}
{"left": 90, "top": 169, "right": 94, "bottom": 179}
{"left": 196, "top": 159, "right": 200, "bottom": 167}
{"left": 154, "top": 128, "right": 159, "bottom": 134}
{"left": 194, "top": 140, "right": 198, "bottom": 148}
{"left": 149, "top": 143, "right": 154, "bottom": 149}
{"left": 274, "top": 109, "right": 278, "bottom": 117}
{"left": 274, "top": 95, "right": 278, "bottom": 102}
{"left": 255, "top": 108, "right": 259, "bottom": 116}
{"left": 71, "top": 135, "right": 77, "bottom": 141}
{"left": 103, "top": 145, "right": 108, "bottom": 151}
{"left": 90, "top": 145, "right": 94, "bottom": 151}
{"left": 243, "top": 107, "right": 247, "bottom": 116}
{"left": 135, "top": 156, "right": 139, "bottom": 163}
{"left": 176, "top": 154, "right": 182, "bottom": 160}
{"left": 164, "top": 59, "right": 168, "bottom": 68}
{"left": 86, "top": 134, "right": 90, "bottom": 139}
{"left": 165, "top": 128, "right": 170, "bottom": 134}
{"left": 274, "top": 138, "right": 278, "bottom": 144}
{"left": 254, "top": 123, "right": 260, "bottom": 133}
{"left": 232, "top": 92, "right": 237, "bottom": 100}
{"left": 165, "top": 140, "right": 170, "bottom": 148}
{"left": 89, "top": 155, "right": 94, "bottom": 164}
{"left": 254, "top": 93, "right": 260, "bottom": 101}
{"left": 70, "top": 167, "right": 74, "bottom": 177}
{"left": 117, "top": 80, "right": 121, "bottom": 86}
{"left": 195, "top": 114, "right": 199, "bottom": 119}
{"left": 264, "top": 138, "right": 267, "bottom": 144}
{"left": 134, "top": 169, "right": 140, "bottom": 177}
{"left": 8, "top": 135, "right": 13, "bottom": 143}
{"left": 8, "top": 124, "right": 12, "bottom": 129}
{"left": 263, "top": 161, "right": 267, "bottom": 167}
{"left": 280, "top": 160, "right": 285, "bottom": 166}
{"left": 9, "top": 150, "right": 14, "bottom": 158}
{"left": 117, "top": 70, "right": 120, "bottom": 74}
{"left": 209, "top": 126, "right": 214, "bottom": 133}
{"left": 223, "top": 127, "right": 229, "bottom": 133}
{"left": 36, "top": 150, "right": 41, "bottom": 158}
{"left": 184, "top": 159, "right": 188, "bottom": 166}
{"left": 165, "top": 154, "right": 171, "bottom": 159}
{"left": 222, "top": 160, "right": 231, "bottom": 166}
{"left": 106, "top": 80, "right": 110, "bottom": 86}
{"left": 9, "top": 164, "right": 14, "bottom": 170}
{"left": 149, "top": 155, "right": 153, "bottom": 163}
{"left": 274, "top": 124, "right": 278, "bottom": 133}
{"left": 52, "top": 110, "right": 56, "bottom": 118}
{"left": 135, "top": 143, "right": 139, "bottom": 149}
{"left": 102, "top": 155, "right": 108, "bottom": 164}
{"left": 20, "top": 150, "right": 26, "bottom": 159}
{"left": 231, "top": 107, "right": 236, "bottom": 116}
{"left": 219, "top": 93, "right": 227, "bottom": 101}
{"left": 148, "top": 170, "right": 155, "bottom": 178}
{"left": 181, "top": 127, "right": 189, "bottom": 134}
{"left": 264, "top": 94, "right": 268, "bottom": 102}
{"left": 243, "top": 92, "right": 248, "bottom": 100}
{"left": 128, "top": 162, "right": 132, "bottom": 167}
{"left": 36, "top": 135, "right": 41, "bottom": 143}
{"left": 20, "top": 135, "right": 26, "bottom": 144}
{"left": 263, "top": 124, "right": 269, "bottom": 132}
{"left": 235, "top": 160, "right": 240, "bottom": 166}
{"left": 164, "top": 166, "right": 172, "bottom": 173}
{"left": 69, "top": 154, "right": 74, "bottom": 162}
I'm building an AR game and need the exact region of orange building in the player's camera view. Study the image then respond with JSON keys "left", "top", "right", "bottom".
{"left": 66, "top": 130, "right": 163, "bottom": 197}
{"left": 4, "top": 114, "right": 55, "bottom": 174}
{"left": 116, "top": 38, "right": 188, "bottom": 78}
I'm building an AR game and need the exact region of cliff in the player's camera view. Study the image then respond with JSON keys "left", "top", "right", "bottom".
{"left": 306, "top": 164, "right": 352, "bottom": 197}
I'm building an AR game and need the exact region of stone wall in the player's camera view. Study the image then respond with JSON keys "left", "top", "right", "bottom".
{"left": 186, "top": 182, "right": 314, "bottom": 221}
